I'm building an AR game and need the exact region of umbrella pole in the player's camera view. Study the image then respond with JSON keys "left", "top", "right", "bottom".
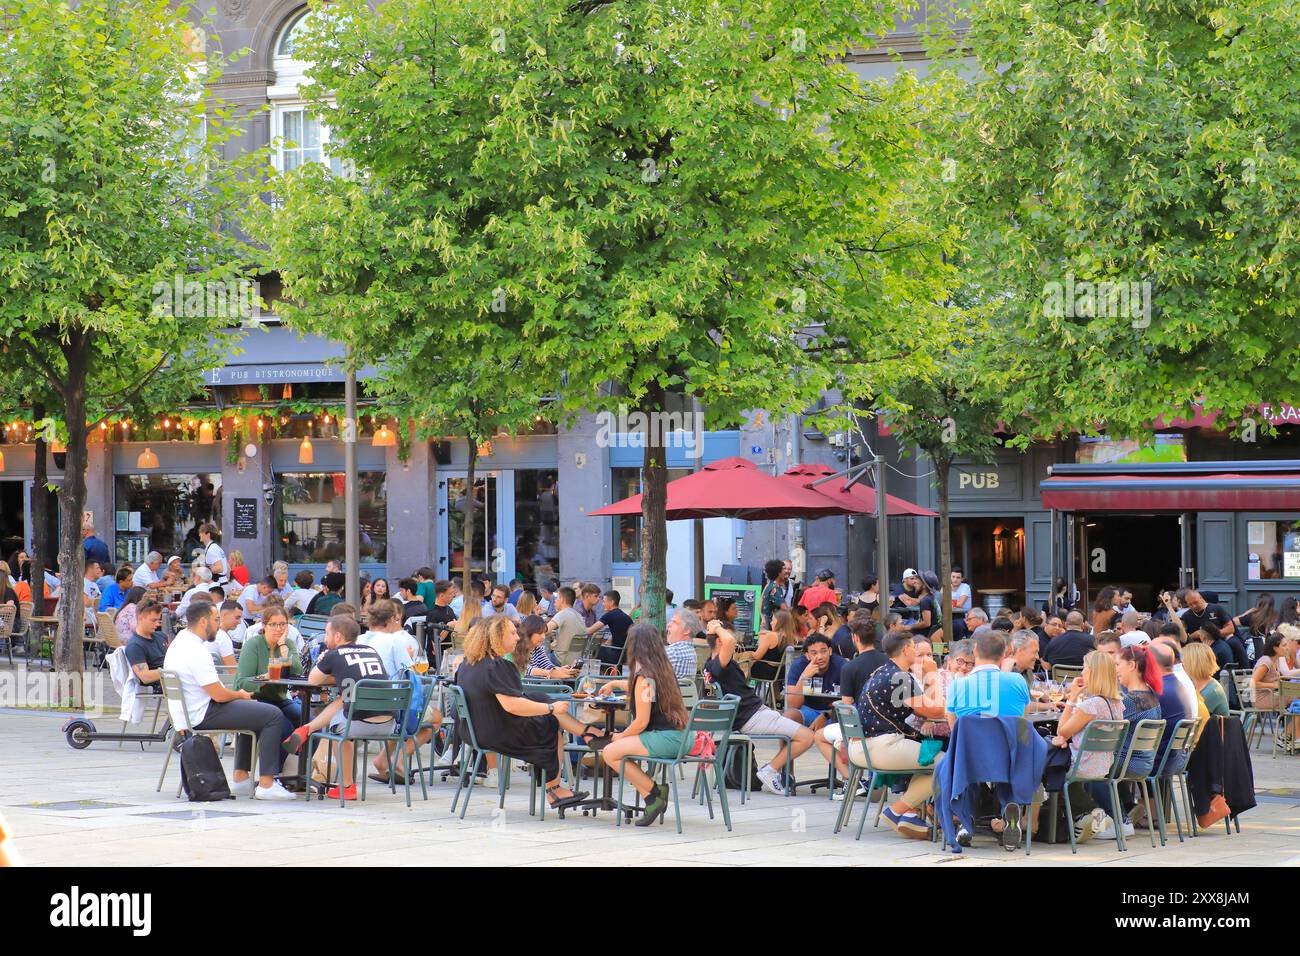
{"left": 874, "top": 454, "right": 888, "bottom": 643}
{"left": 692, "top": 396, "right": 705, "bottom": 600}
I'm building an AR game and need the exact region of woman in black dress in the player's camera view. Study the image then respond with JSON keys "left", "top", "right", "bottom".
{"left": 455, "top": 616, "right": 596, "bottom": 811}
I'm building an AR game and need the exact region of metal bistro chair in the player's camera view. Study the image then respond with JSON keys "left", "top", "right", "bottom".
{"left": 1108, "top": 718, "right": 1165, "bottom": 851}
{"left": 1276, "top": 681, "right": 1300, "bottom": 759}
{"left": 521, "top": 677, "right": 585, "bottom": 797}
{"left": 708, "top": 681, "right": 795, "bottom": 804}
{"left": 1145, "top": 718, "right": 1200, "bottom": 845}
{"left": 156, "top": 669, "right": 259, "bottom": 797}
{"left": 305, "top": 678, "right": 425, "bottom": 808}
{"left": 443, "top": 683, "right": 554, "bottom": 821}
{"left": 614, "top": 696, "right": 740, "bottom": 834}
{"left": 296, "top": 614, "right": 331, "bottom": 643}
{"left": 1233, "top": 670, "right": 1278, "bottom": 750}
{"left": 831, "top": 702, "right": 892, "bottom": 840}
{"left": 1050, "top": 664, "right": 1084, "bottom": 685}
{"left": 1052, "top": 718, "right": 1128, "bottom": 855}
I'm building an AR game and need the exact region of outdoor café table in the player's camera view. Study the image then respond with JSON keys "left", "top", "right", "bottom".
{"left": 787, "top": 690, "right": 844, "bottom": 795}
{"left": 569, "top": 693, "right": 642, "bottom": 820}
{"left": 27, "top": 615, "right": 58, "bottom": 667}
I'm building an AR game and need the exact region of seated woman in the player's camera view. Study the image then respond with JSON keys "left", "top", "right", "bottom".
{"left": 514, "top": 614, "right": 578, "bottom": 679}
{"left": 455, "top": 615, "right": 594, "bottom": 811}
{"left": 1182, "top": 642, "right": 1229, "bottom": 717}
{"left": 1049, "top": 650, "right": 1124, "bottom": 844}
{"left": 750, "top": 609, "right": 800, "bottom": 685}
{"left": 596, "top": 623, "right": 691, "bottom": 827}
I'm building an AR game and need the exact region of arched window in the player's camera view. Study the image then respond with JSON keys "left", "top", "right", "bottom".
{"left": 268, "top": 8, "right": 342, "bottom": 175}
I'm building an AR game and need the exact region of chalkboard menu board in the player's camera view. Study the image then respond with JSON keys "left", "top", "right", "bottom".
{"left": 233, "top": 498, "right": 258, "bottom": 539}
{"left": 703, "top": 582, "right": 762, "bottom": 636}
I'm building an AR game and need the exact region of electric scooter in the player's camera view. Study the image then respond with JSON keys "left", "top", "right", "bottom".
{"left": 63, "top": 695, "right": 171, "bottom": 750}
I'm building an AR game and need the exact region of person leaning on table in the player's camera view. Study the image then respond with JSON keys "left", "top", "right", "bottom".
{"left": 163, "top": 601, "right": 295, "bottom": 800}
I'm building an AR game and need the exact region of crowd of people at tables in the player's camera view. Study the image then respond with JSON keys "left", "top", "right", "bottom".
{"left": 34, "top": 528, "right": 1292, "bottom": 839}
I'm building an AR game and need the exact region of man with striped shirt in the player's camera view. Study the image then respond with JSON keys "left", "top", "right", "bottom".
{"left": 665, "top": 607, "right": 703, "bottom": 680}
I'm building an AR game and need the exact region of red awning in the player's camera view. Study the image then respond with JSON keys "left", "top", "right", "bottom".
{"left": 779, "top": 463, "right": 937, "bottom": 517}
{"left": 1040, "top": 472, "right": 1300, "bottom": 511}
{"left": 587, "top": 456, "right": 852, "bottom": 521}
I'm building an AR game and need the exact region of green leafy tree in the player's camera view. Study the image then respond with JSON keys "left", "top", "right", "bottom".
{"left": 937, "top": 0, "right": 1300, "bottom": 438}
{"left": 0, "top": 0, "right": 255, "bottom": 690}
{"left": 278, "top": 0, "right": 953, "bottom": 628}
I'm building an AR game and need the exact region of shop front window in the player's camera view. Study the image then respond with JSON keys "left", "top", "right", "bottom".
{"left": 115, "top": 474, "right": 222, "bottom": 567}
{"left": 1246, "top": 520, "right": 1300, "bottom": 581}
{"left": 274, "top": 472, "right": 387, "bottom": 565}
{"left": 610, "top": 467, "right": 689, "bottom": 562}
{"left": 514, "top": 469, "right": 559, "bottom": 586}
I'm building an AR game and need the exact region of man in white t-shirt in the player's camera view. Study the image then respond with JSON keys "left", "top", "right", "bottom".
{"left": 199, "top": 523, "right": 227, "bottom": 584}
{"left": 358, "top": 599, "right": 420, "bottom": 678}
{"left": 238, "top": 575, "right": 277, "bottom": 624}
{"left": 177, "top": 566, "right": 215, "bottom": 618}
{"left": 82, "top": 561, "right": 103, "bottom": 609}
{"left": 284, "top": 570, "right": 318, "bottom": 616}
{"left": 951, "top": 568, "right": 973, "bottom": 611}
{"left": 133, "top": 552, "right": 167, "bottom": 591}
{"left": 162, "top": 602, "right": 294, "bottom": 800}
{"left": 216, "top": 599, "right": 247, "bottom": 651}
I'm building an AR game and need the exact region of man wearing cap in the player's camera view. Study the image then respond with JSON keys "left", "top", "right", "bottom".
{"left": 797, "top": 569, "right": 838, "bottom": 611}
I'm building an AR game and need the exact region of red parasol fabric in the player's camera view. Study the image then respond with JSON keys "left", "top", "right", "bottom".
{"left": 587, "top": 456, "right": 853, "bottom": 521}
{"left": 779, "top": 462, "right": 937, "bottom": 517}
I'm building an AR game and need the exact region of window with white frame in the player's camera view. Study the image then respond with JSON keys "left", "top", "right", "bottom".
{"left": 270, "top": 9, "right": 343, "bottom": 176}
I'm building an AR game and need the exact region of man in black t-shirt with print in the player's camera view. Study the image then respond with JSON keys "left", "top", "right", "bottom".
{"left": 283, "top": 615, "right": 393, "bottom": 801}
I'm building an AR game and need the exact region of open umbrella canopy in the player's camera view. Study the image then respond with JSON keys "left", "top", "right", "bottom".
{"left": 779, "top": 463, "right": 937, "bottom": 517}
{"left": 587, "top": 456, "right": 852, "bottom": 521}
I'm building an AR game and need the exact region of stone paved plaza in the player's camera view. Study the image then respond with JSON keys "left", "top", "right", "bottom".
{"left": 4, "top": 700, "right": 1300, "bottom": 867}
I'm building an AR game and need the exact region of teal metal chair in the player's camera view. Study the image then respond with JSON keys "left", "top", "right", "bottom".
{"left": 706, "top": 681, "right": 794, "bottom": 803}
{"left": 614, "top": 696, "right": 739, "bottom": 833}
{"left": 443, "top": 684, "right": 556, "bottom": 820}
{"left": 305, "top": 678, "right": 424, "bottom": 808}
{"left": 1053, "top": 718, "right": 1128, "bottom": 854}
{"left": 1110, "top": 718, "right": 1165, "bottom": 850}
{"left": 1145, "top": 718, "right": 1200, "bottom": 844}
{"left": 830, "top": 703, "right": 891, "bottom": 839}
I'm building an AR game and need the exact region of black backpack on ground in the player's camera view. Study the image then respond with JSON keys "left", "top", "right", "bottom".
{"left": 723, "top": 740, "right": 763, "bottom": 792}
{"left": 179, "top": 734, "right": 235, "bottom": 801}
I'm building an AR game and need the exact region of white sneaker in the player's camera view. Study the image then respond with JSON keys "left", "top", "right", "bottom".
{"left": 433, "top": 746, "right": 459, "bottom": 769}
{"left": 757, "top": 765, "right": 787, "bottom": 797}
{"left": 254, "top": 781, "right": 297, "bottom": 801}
{"left": 229, "top": 777, "right": 254, "bottom": 797}
{"left": 1074, "top": 808, "right": 1107, "bottom": 844}
{"left": 832, "top": 780, "right": 870, "bottom": 801}
{"left": 1095, "top": 817, "right": 1135, "bottom": 840}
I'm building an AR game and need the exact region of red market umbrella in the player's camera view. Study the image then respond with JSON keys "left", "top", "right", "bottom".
{"left": 587, "top": 456, "right": 852, "bottom": 521}
{"left": 779, "top": 462, "right": 937, "bottom": 517}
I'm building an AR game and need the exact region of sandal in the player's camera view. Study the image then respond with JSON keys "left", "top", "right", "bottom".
{"left": 545, "top": 784, "right": 589, "bottom": 811}
{"left": 580, "top": 724, "right": 612, "bottom": 752}
{"left": 368, "top": 771, "right": 408, "bottom": 786}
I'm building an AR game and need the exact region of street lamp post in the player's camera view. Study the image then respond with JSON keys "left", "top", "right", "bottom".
{"left": 344, "top": 366, "right": 360, "bottom": 607}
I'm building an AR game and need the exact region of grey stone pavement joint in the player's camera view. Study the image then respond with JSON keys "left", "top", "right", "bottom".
{"left": 2, "top": 709, "right": 1299, "bottom": 867}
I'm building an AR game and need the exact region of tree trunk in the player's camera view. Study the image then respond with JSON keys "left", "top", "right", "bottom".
{"left": 638, "top": 382, "right": 668, "bottom": 631}
{"left": 55, "top": 332, "right": 89, "bottom": 705}
{"left": 461, "top": 435, "right": 478, "bottom": 599}
{"left": 31, "top": 401, "right": 47, "bottom": 616}
{"left": 936, "top": 456, "right": 953, "bottom": 643}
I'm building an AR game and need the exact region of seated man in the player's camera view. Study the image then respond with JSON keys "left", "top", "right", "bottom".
{"left": 98, "top": 566, "right": 133, "bottom": 613}
{"left": 284, "top": 614, "right": 395, "bottom": 801}
{"left": 125, "top": 599, "right": 167, "bottom": 691}
{"left": 197, "top": 595, "right": 236, "bottom": 666}
{"left": 856, "top": 631, "right": 947, "bottom": 838}
{"left": 1040, "top": 611, "right": 1095, "bottom": 668}
{"left": 396, "top": 577, "right": 432, "bottom": 624}
{"left": 217, "top": 599, "right": 247, "bottom": 652}
{"left": 783, "top": 633, "right": 847, "bottom": 731}
{"left": 815, "top": 620, "right": 889, "bottom": 795}
{"left": 665, "top": 606, "right": 704, "bottom": 680}
{"left": 946, "top": 627, "right": 1033, "bottom": 848}
{"left": 545, "top": 586, "right": 589, "bottom": 663}
{"left": 176, "top": 565, "right": 215, "bottom": 618}
{"left": 482, "top": 583, "right": 522, "bottom": 623}
{"left": 588, "top": 589, "right": 633, "bottom": 667}
{"left": 704, "top": 619, "right": 815, "bottom": 796}
{"left": 163, "top": 602, "right": 295, "bottom": 800}
{"left": 358, "top": 598, "right": 420, "bottom": 678}
{"left": 1002, "top": 629, "right": 1055, "bottom": 712}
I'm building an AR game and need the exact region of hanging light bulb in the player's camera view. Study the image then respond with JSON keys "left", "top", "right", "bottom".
{"left": 372, "top": 422, "right": 396, "bottom": 447}
{"left": 198, "top": 421, "right": 214, "bottom": 445}
{"left": 298, "top": 435, "right": 314, "bottom": 464}
{"left": 99, "top": 422, "right": 106, "bottom": 431}
{"left": 256, "top": 417, "right": 263, "bottom": 430}
{"left": 137, "top": 447, "right": 159, "bottom": 469}
{"left": 283, "top": 384, "right": 292, "bottom": 400}
{"left": 323, "top": 413, "right": 331, "bottom": 425}
{"left": 163, "top": 418, "right": 171, "bottom": 430}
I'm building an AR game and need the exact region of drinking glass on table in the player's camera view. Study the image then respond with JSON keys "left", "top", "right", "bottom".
{"left": 1030, "top": 680, "right": 1046, "bottom": 703}
{"left": 809, "top": 676, "right": 823, "bottom": 695}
